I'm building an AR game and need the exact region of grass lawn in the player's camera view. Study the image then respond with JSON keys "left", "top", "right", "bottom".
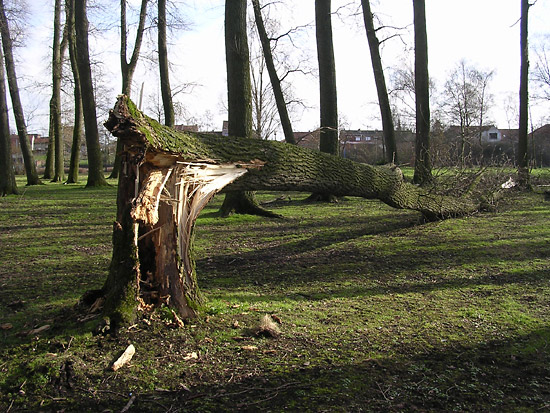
{"left": 0, "top": 173, "right": 549, "bottom": 412}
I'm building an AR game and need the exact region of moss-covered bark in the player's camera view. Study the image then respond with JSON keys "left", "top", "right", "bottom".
{"left": 100, "top": 96, "right": 481, "bottom": 326}
{"left": 101, "top": 147, "right": 142, "bottom": 328}
{"left": 102, "top": 206, "right": 140, "bottom": 328}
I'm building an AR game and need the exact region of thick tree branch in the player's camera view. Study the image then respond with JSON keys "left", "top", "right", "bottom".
{"left": 107, "top": 96, "right": 479, "bottom": 220}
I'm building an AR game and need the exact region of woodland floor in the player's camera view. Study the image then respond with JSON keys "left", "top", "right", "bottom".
{"left": 1, "top": 171, "right": 550, "bottom": 412}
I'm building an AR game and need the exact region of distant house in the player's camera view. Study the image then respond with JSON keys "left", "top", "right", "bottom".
{"left": 10, "top": 134, "right": 45, "bottom": 174}
{"left": 339, "top": 129, "right": 383, "bottom": 145}
{"left": 294, "top": 127, "right": 416, "bottom": 164}
{"left": 480, "top": 126, "right": 502, "bottom": 143}
{"left": 295, "top": 128, "right": 384, "bottom": 153}
{"left": 10, "top": 133, "right": 48, "bottom": 154}
{"left": 486, "top": 124, "right": 550, "bottom": 166}
{"left": 338, "top": 128, "right": 415, "bottom": 164}
{"left": 9, "top": 135, "right": 24, "bottom": 173}
{"left": 9, "top": 131, "right": 85, "bottom": 173}
{"left": 173, "top": 122, "right": 230, "bottom": 137}
{"left": 10, "top": 134, "right": 19, "bottom": 153}
{"left": 533, "top": 124, "right": 550, "bottom": 136}
{"left": 531, "top": 124, "right": 550, "bottom": 167}
{"left": 294, "top": 129, "right": 320, "bottom": 150}
{"left": 174, "top": 124, "right": 199, "bottom": 133}
{"left": 222, "top": 121, "right": 228, "bottom": 136}
{"left": 340, "top": 129, "right": 383, "bottom": 161}
{"left": 30, "top": 135, "right": 49, "bottom": 154}
{"left": 444, "top": 125, "right": 502, "bottom": 143}
{"left": 498, "top": 128, "right": 519, "bottom": 143}
{"left": 207, "top": 121, "right": 229, "bottom": 137}
{"left": 440, "top": 124, "right": 550, "bottom": 165}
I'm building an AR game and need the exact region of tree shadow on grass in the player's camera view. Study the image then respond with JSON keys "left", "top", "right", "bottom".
{"left": 186, "top": 328, "right": 550, "bottom": 412}
{"left": 197, "top": 217, "right": 549, "bottom": 293}
{"left": 39, "top": 326, "right": 550, "bottom": 412}
{"left": 196, "top": 211, "right": 422, "bottom": 281}
{"left": 180, "top": 330, "right": 550, "bottom": 412}
{"left": 209, "top": 266, "right": 550, "bottom": 306}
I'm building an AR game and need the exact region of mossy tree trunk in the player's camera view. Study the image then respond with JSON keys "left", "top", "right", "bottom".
{"left": 100, "top": 96, "right": 482, "bottom": 327}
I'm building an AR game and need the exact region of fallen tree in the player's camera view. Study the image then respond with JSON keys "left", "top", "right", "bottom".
{"left": 98, "top": 95, "right": 481, "bottom": 328}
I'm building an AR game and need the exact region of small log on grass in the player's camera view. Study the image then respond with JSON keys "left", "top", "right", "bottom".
{"left": 100, "top": 95, "right": 480, "bottom": 328}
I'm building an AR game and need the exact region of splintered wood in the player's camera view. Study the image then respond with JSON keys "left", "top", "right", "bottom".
{"left": 174, "top": 162, "right": 249, "bottom": 272}
{"left": 131, "top": 162, "right": 251, "bottom": 228}
{"left": 130, "top": 160, "right": 254, "bottom": 317}
{"left": 131, "top": 168, "right": 173, "bottom": 225}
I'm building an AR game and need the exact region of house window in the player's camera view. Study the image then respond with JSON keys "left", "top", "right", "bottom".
{"left": 355, "top": 136, "right": 361, "bottom": 141}
{"left": 489, "top": 132, "right": 498, "bottom": 140}
{"left": 365, "top": 136, "right": 372, "bottom": 141}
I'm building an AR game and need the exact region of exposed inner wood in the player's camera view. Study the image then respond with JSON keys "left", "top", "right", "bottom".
{"left": 131, "top": 168, "right": 173, "bottom": 225}
{"left": 131, "top": 161, "right": 251, "bottom": 315}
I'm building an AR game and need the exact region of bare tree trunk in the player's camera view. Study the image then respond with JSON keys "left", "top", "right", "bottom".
{"left": 361, "top": 0, "right": 398, "bottom": 164}
{"left": 43, "top": 116, "right": 55, "bottom": 179}
{"left": 0, "top": 0, "right": 40, "bottom": 186}
{"left": 315, "top": 0, "right": 338, "bottom": 156}
{"left": 518, "top": 0, "right": 530, "bottom": 186}
{"left": 99, "top": 96, "right": 482, "bottom": 327}
{"left": 52, "top": 0, "right": 67, "bottom": 182}
{"left": 412, "top": 0, "right": 432, "bottom": 185}
{"left": 311, "top": 0, "right": 339, "bottom": 202}
{"left": 220, "top": 0, "right": 275, "bottom": 217}
{"left": 109, "top": 139, "right": 123, "bottom": 180}
{"left": 110, "top": 0, "right": 149, "bottom": 179}
{"left": 0, "top": 43, "right": 16, "bottom": 195}
{"left": 65, "top": 0, "right": 83, "bottom": 184}
{"left": 225, "top": 0, "right": 252, "bottom": 140}
{"left": 251, "top": 62, "right": 265, "bottom": 139}
{"left": 120, "top": 0, "right": 148, "bottom": 96}
{"left": 74, "top": 0, "right": 107, "bottom": 187}
{"left": 158, "top": 0, "right": 174, "bottom": 128}
{"left": 251, "top": 0, "right": 295, "bottom": 144}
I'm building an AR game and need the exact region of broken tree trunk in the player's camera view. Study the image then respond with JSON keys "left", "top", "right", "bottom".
{"left": 101, "top": 95, "right": 480, "bottom": 327}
